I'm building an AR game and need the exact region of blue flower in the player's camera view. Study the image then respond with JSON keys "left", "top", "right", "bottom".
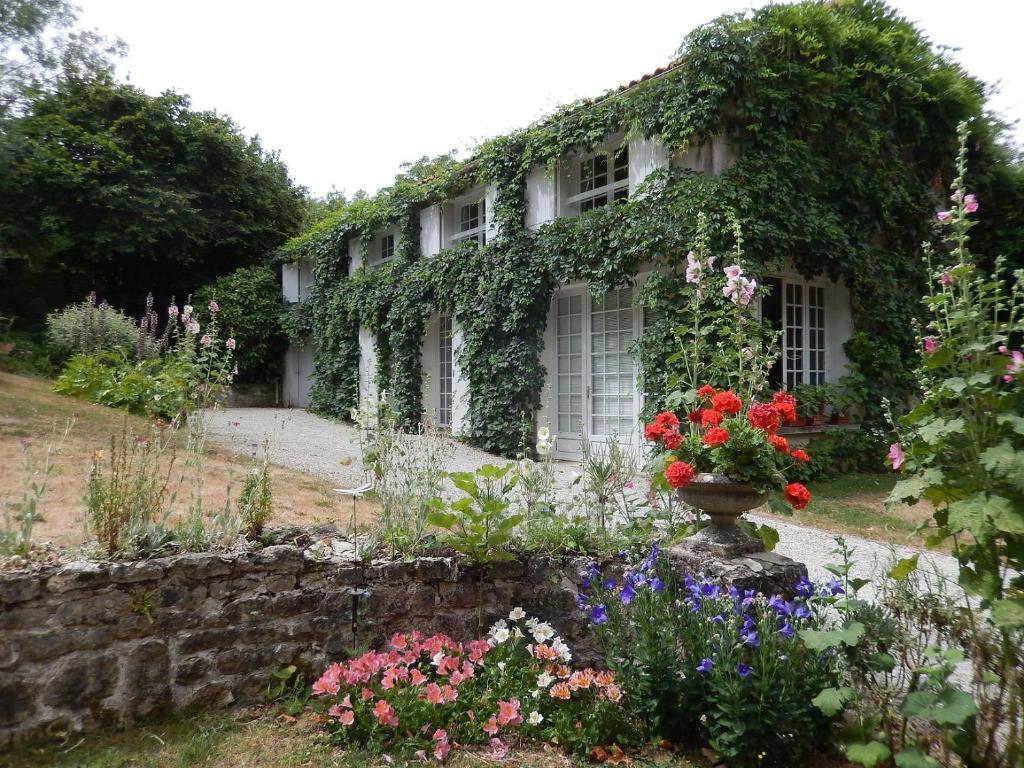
{"left": 602, "top": 578, "right": 616, "bottom": 590}
{"left": 651, "top": 576, "right": 665, "bottom": 592}
{"left": 794, "top": 576, "right": 814, "bottom": 598}
{"left": 711, "top": 613, "right": 725, "bottom": 625}
{"left": 728, "top": 586, "right": 740, "bottom": 599}
{"left": 576, "top": 593, "right": 588, "bottom": 612}
{"left": 827, "top": 577, "right": 845, "bottom": 596}
{"left": 699, "top": 581, "right": 720, "bottom": 599}
{"left": 794, "top": 604, "right": 812, "bottom": 621}
{"left": 742, "top": 630, "right": 760, "bottom": 649}
{"left": 779, "top": 622, "right": 795, "bottom": 639}
{"left": 768, "top": 595, "right": 792, "bottom": 616}
{"left": 620, "top": 583, "right": 635, "bottom": 605}
{"left": 581, "top": 575, "right": 591, "bottom": 590}
{"left": 591, "top": 603, "right": 608, "bottom": 625}
{"left": 741, "top": 616, "right": 755, "bottom": 633}
{"left": 736, "top": 663, "right": 752, "bottom": 679}
{"left": 696, "top": 657, "right": 714, "bottom": 673}
{"left": 686, "top": 597, "right": 702, "bottom": 613}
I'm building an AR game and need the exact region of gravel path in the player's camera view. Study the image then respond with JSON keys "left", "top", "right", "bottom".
{"left": 206, "top": 407, "right": 961, "bottom": 597}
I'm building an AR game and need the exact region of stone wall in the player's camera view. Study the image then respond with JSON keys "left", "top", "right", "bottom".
{"left": 0, "top": 541, "right": 592, "bottom": 748}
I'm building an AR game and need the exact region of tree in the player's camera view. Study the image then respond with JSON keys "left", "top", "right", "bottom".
{"left": 0, "top": 0, "right": 123, "bottom": 118}
{"left": 0, "top": 72, "right": 307, "bottom": 319}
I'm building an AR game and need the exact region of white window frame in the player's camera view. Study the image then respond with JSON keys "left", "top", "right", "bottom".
{"left": 760, "top": 276, "right": 827, "bottom": 389}
{"left": 566, "top": 147, "right": 629, "bottom": 211}
{"left": 377, "top": 233, "right": 395, "bottom": 263}
{"left": 438, "top": 315, "right": 454, "bottom": 428}
{"left": 450, "top": 197, "right": 486, "bottom": 247}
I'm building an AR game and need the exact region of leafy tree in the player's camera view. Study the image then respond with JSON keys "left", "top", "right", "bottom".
{"left": 0, "top": 72, "right": 306, "bottom": 320}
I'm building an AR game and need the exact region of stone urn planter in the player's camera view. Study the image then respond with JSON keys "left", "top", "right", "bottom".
{"left": 676, "top": 473, "right": 769, "bottom": 558}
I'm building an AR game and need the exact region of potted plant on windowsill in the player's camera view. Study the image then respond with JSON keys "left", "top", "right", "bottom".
{"left": 792, "top": 383, "right": 827, "bottom": 425}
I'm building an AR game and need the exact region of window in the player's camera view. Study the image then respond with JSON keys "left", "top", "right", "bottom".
{"left": 451, "top": 199, "right": 486, "bottom": 246}
{"left": 569, "top": 147, "right": 629, "bottom": 212}
{"left": 438, "top": 315, "right": 453, "bottom": 428}
{"left": 762, "top": 277, "right": 826, "bottom": 389}
{"left": 378, "top": 234, "right": 395, "bottom": 262}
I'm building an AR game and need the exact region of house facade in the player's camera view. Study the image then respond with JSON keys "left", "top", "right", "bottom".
{"left": 282, "top": 128, "right": 854, "bottom": 460}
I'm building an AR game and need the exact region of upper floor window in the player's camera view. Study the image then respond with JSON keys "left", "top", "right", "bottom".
{"left": 379, "top": 233, "right": 395, "bottom": 262}
{"left": 569, "top": 147, "right": 629, "bottom": 212}
{"left": 451, "top": 199, "right": 486, "bottom": 247}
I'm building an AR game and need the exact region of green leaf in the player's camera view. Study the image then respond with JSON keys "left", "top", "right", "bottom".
{"left": 845, "top": 741, "right": 892, "bottom": 767}
{"left": 799, "top": 622, "right": 864, "bottom": 651}
{"left": 811, "top": 686, "right": 855, "bottom": 716}
{"left": 947, "top": 493, "right": 998, "bottom": 535}
{"left": 894, "top": 748, "right": 939, "bottom": 768}
{"left": 997, "top": 414, "right": 1024, "bottom": 436}
{"left": 754, "top": 523, "right": 780, "bottom": 551}
{"left": 888, "top": 468, "right": 943, "bottom": 504}
{"left": 901, "top": 688, "right": 977, "bottom": 727}
{"left": 980, "top": 442, "right": 1024, "bottom": 489}
{"left": 888, "top": 554, "right": 919, "bottom": 581}
{"left": 991, "top": 598, "right": 1024, "bottom": 628}
{"left": 426, "top": 511, "right": 457, "bottom": 529}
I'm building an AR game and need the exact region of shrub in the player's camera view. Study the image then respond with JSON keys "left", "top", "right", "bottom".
{"left": 45, "top": 293, "right": 140, "bottom": 363}
{"left": 308, "top": 611, "right": 633, "bottom": 760}
{"left": 582, "top": 545, "right": 841, "bottom": 767}
{"left": 193, "top": 266, "right": 288, "bottom": 384}
{"left": 238, "top": 443, "right": 273, "bottom": 539}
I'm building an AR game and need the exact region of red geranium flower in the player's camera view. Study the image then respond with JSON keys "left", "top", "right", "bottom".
{"left": 768, "top": 434, "right": 790, "bottom": 454}
{"left": 700, "top": 409, "right": 724, "bottom": 428}
{"left": 654, "top": 411, "right": 680, "bottom": 429}
{"left": 747, "top": 403, "right": 780, "bottom": 433}
{"left": 711, "top": 391, "right": 742, "bottom": 416}
{"left": 664, "top": 460, "right": 694, "bottom": 489}
{"left": 702, "top": 427, "right": 729, "bottom": 447}
{"left": 784, "top": 482, "right": 811, "bottom": 510}
{"left": 663, "top": 430, "right": 683, "bottom": 450}
{"left": 697, "top": 384, "right": 716, "bottom": 399}
{"left": 790, "top": 449, "right": 810, "bottom": 463}
{"left": 644, "top": 423, "right": 665, "bottom": 442}
{"left": 771, "top": 391, "right": 797, "bottom": 423}
{"left": 687, "top": 410, "right": 702, "bottom": 423}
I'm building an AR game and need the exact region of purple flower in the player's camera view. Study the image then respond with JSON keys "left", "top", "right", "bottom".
{"left": 768, "top": 595, "right": 792, "bottom": 616}
{"left": 602, "top": 579, "right": 616, "bottom": 591}
{"left": 794, "top": 604, "right": 812, "bottom": 621}
{"left": 620, "top": 583, "right": 635, "bottom": 605}
{"left": 576, "top": 594, "right": 587, "bottom": 612}
{"left": 208, "top": 300, "right": 220, "bottom": 313}
{"left": 779, "top": 622, "right": 795, "bottom": 639}
{"left": 696, "top": 658, "right": 714, "bottom": 674}
{"left": 794, "top": 576, "right": 814, "bottom": 598}
{"left": 736, "top": 663, "right": 752, "bottom": 679}
{"left": 711, "top": 614, "right": 725, "bottom": 625}
{"left": 651, "top": 577, "right": 664, "bottom": 592}
{"left": 742, "top": 630, "right": 760, "bottom": 649}
{"left": 200, "top": 334, "right": 212, "bottom": 347}
{"left": 590, "top": 604, "right": 608, "bottom": 625}
{"left": 827, "top": 577, "right": 845, "bottom": 596}
{"left": 699, "top": 581, "right": 720, "bottom": 599}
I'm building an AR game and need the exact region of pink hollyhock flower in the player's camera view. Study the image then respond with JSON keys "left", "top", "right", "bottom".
{"left": 887, "top": 443, "right": 905, "bottom": 471}
{"left": 706, "top": 255, "right": 716, "bottom": 269}
{"left": 200, "top": 334, "right": 212, "bottom": 347}
{"left": 226, "top": 337, "right": 236, "bottom": 350}
{"left": 724, "top": 264, "right": 743, "bottom": 280}
{"left": 186, "top": 319, "right": 200, "bottom": 335}
{"left": 168, "top": 305, "right": 179, "bottom": 319}
{"left": 923, "top": 337, "right": 937, "bottom": 353}
{"left": 964, "top": 194, "right": 979, "bottom": 213}
{"left": 936, "top": 210, "right": 952, "bottom": 223}
{"left": 208, "top": 300, "right": 219, "bottom": 313}
{"left": 940, "top": 271, "right": 954, "bottom": 286}
{"left": 1005, "top": 350, "right": 1024, "bottom": 382}
{"left": 685, "top": 251, "right": 702, "bottom": 284}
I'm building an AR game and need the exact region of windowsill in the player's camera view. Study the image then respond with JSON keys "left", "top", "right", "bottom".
{"left": 778, "top": 422, "right": 860, "bottom": 436}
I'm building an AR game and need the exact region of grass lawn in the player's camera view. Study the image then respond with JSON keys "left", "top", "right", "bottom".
{"left": 2, "top": 709, "right": 702, "bottom": 768}
{"left": 0, "top": 372, "right": 380, "bottom": 548}
{"left": 764, "top": 472, "right": 936, "bottom": 548}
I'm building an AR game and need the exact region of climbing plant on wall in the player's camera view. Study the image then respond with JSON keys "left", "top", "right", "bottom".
{"left": 278, "top": 0, "right": 1005, "bottom": 457}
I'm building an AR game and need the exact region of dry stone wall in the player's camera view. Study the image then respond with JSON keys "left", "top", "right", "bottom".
{"left": 0, "top": 540, "right": 593, "bottom": 748}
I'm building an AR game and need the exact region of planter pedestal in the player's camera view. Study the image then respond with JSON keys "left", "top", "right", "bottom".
{"left": 672, "top": 474, "right": 807, "bottom": 596}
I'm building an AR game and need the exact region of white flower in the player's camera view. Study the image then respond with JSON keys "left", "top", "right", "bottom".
{"left": 537, "top": 672, "right": 555, "bottom": 688}
{"left": 525, "top": 617, "right": 538, "bottom": 629}
{"left": 537, "top": 427, "right": 550, "bottom": 442}
{"left": 531, "top": 623, "right": 555, "bottom": 643}
{"left": 552, "top": 638, "right": 572, "bottom": 662}
{"left": 432, "top": 651, "right": 444, "bottom": 667}
{"left": 491, "top": 627, "right": 510, "bottom": 644}
{"left": 509, "top": 607, "right": 526, "bottom": 621}
{"left": 182, "top": 304, "right": 193, "bottom": 317}
{"left": 512, "top": 627, "right": 523, "bottom": 638}
{"left": 497, "top": 662, "right": 506, "bottom": 671}
{"left": 528, "top": 711, "right": 544, "bottom": 726}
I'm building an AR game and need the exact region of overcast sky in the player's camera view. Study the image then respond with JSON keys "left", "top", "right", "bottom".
{"left": 74, "top": 0, "right": 1024, "bottom": 198}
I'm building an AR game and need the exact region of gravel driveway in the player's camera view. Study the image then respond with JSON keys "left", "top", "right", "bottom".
{"left": 206, "top": 407, "right": 960, "bottom": 597}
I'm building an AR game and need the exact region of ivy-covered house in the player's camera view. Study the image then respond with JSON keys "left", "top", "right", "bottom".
{"left": 278, "top": 0, "right": 986, "bottom": 460}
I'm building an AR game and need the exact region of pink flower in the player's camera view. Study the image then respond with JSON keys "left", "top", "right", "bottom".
{"left": 685, "top": 251, "right": 702, "bottom": 284}
{"left": 208, "top": 300, "right": 220, "bottom": 313}
{"left": 168, "top": 305, "right": 179, "bottom": 319}
{"left": 1005, "top": 350, "right": 1024, "bottom": 383}
{"left": 486, "top": 738, "right": 509, "bottom": 759}
{"left": 724, "top": 264, "right": 743, "bottom": 280}
{"left": 706, "top": 255, "right": 716, "bottom": 269}
{"left": 940, "top": 271, "right": 954, "bottom": 286}
{"left": 964, "top": 194, "right": 978, "bottom": 214}
{"left": 923, "top": 337, "right": 937, "bottom": 354}
{"left": 226, "top": 337, "right": 236, "bottom": 350}
{"left": 186, "top": 319, "right": 200, "bottom": 335}
{"left": 936, "top": 210, "right": 952, "bottom": 223}
{"left": 887, "top": 443, "right": 905, "bottom": 471}
{"left": 482, "top": 716, "right": 499, "bottom": 737}
{"left": 496, "top": 698, "right": 521, "bottom": 726}
{"left": 340, "top": 710, "right": 354, "bottom": 726}
{"left": 415, "top": 751, "right": 427, "bottom": 763}
{"left": 433, "top": 729, "right": 451, "bottom": 762}
{"left": 200, "top": 334, "right": 212, "bottom": 347}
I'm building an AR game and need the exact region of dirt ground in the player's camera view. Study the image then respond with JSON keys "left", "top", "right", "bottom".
{"left": 0, "top": 372, "right": 380, "bottom": 548}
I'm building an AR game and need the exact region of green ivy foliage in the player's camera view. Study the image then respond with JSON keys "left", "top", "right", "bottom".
{"left": 278, "top": 0, "right": 1002, "bottom": 457}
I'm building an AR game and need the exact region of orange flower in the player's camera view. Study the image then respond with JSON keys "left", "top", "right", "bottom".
{"left": 602, "top": 683, "right": 623, "bottom": 703}
{"left": 594, "top": 671, "right": 615, "bottom": 687}
{"left": 555, "top": 665, "right": 572, "bottom": 679}
{"left": 568, "top": 670, "right": 593, "bottom": 690}
{"left": 550, "top": 682, "right": 571, "bottom": 700}
{"left": 534, "top": 643, "right": 559, "bottom": 661}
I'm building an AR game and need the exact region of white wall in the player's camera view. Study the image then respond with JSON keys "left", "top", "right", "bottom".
{"left": 283, "top": 339, "right": 315, "bottom": 407}
{"left": 451, "top": 320, "right": 469, "bottom": 435}
{"left": 628, "top": 136, "right": 669, "bottom": 194}
{"left": 671, "top": 135, "right": 737, "bottom": 175}
{"left": 525, "top": 165, "right": 557, "bottom": 229}
{"left": 484, "top": 183, "right": 500, "bottom": 241}
{"left": 348, "top": 238, "right": 363, "bottom": 275}
{"left": 420, "top": 313, "right": 441, "bottom": 423}
{"left": 825, "top": 279, "right": 852, "bottom": 381}
{"left": 358, "top": 327, "right": 377, "bottom": 404}
{"left": 282, "top": 263, "right": 299, "bottom": 302}
{"left": 421, "top": 204, "right": 442, "bottom": 257}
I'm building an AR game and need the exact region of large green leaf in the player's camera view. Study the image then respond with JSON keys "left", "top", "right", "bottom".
{"left": 980, "top": 442, "right": 1024, "bottom": 489}
{"left": 888, "top": 554, "right": 919, "bottom": 581}
{"left": 894, "top": 748, "right": 939, "bottom": 768}
{"left": 946, "top": 494, "right": 996, "bottom": 535}
{"left": 901, "top": 688, "right": 977, "bottom": 727}
{"left": 811, "top": 686, "right": 855, "bottom": 716}
{"left": 991, "top": 597, "right": 1024, "bottom": 628}
{"left": 888, "top": 468, "right": 944, "bottom": 505}
{"left": 800, "top": 622, "right": 864, "bottom": 651}
{"left": 845, "top": 741, "right": 892, "bottom": 767}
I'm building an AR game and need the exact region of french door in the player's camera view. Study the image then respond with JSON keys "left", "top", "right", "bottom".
{"left": 554, "top": 286, "right": 638, "bottom": 458}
